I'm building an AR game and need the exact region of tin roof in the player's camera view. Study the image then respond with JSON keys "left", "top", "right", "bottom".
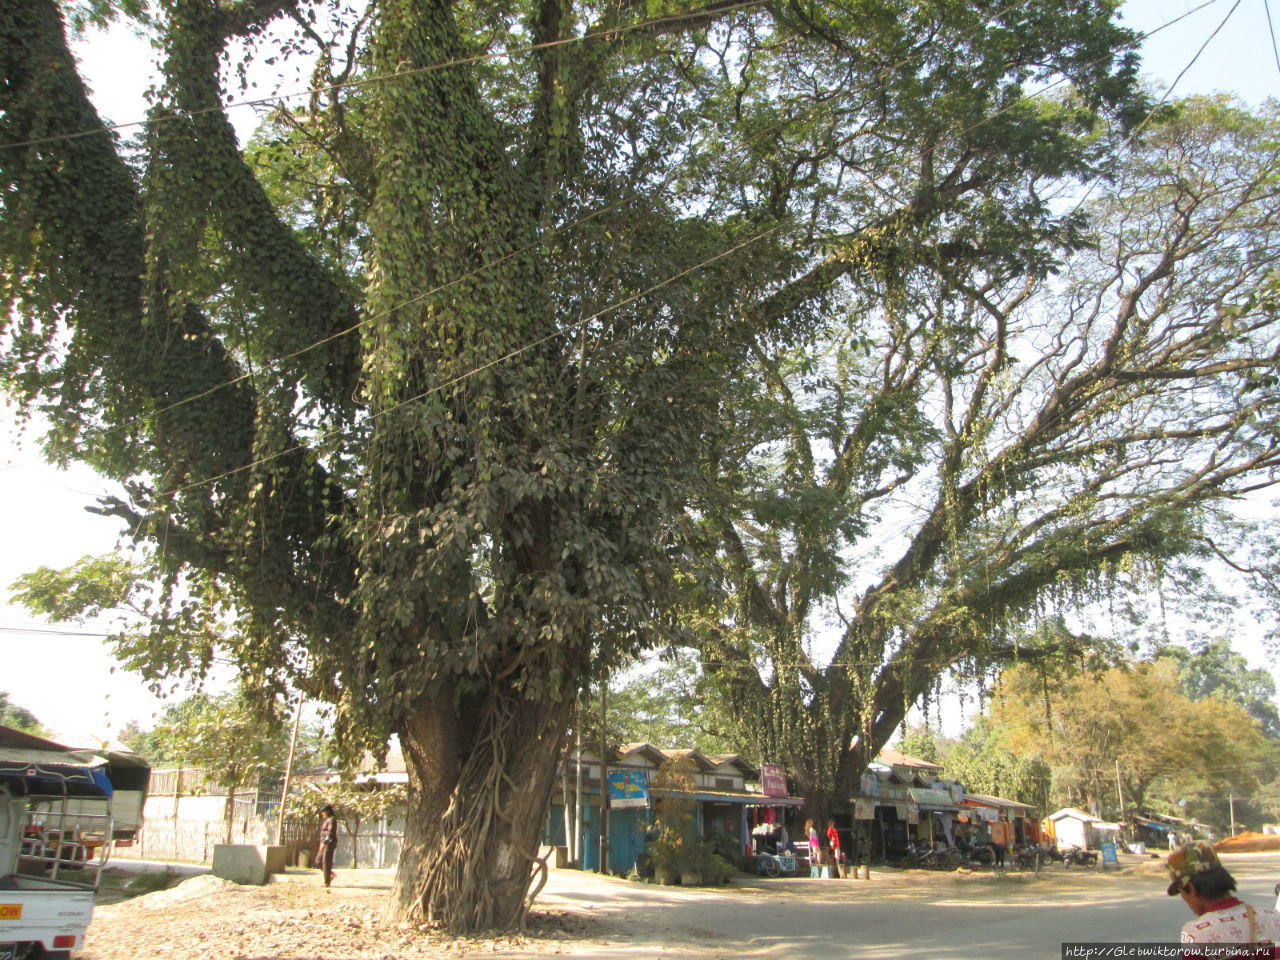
{"left": 875, "top": 748, "right": 943, "bottom": 771}
{"left": 963, "top": 793, "right": 1038, "bottom": 812}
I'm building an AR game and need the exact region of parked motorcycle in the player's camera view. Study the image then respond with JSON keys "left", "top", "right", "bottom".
{"left": 902, "top": 843, "right": 964, "bottom": 871}
{"left": 1063, "top": 846, "right": 1098, "bottom": 867}
{"left": 1012, "top": 843, "right": 1063, "bottom": 869}
{"left": 958, "top": 840, "right": 995, "bottom": 866}
{"left": 1012, "top": 844, "right": 1044, "bottom": 870}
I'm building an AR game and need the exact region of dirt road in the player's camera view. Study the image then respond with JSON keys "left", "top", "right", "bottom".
{"left": 80, "top": 852, "right": 1280, "bottom": 960}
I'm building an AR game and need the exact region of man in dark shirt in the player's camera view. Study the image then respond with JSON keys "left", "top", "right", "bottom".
{"left": 318, "top": 804, "right": 339, "bottom": 888}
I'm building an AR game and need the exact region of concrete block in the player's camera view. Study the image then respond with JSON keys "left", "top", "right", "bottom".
{"left": 262, "top": 845, "right": 289, "bottom": 874}
{"left": 212, "top": 844, "right": 270, "bottom": 885}
{"left": 538, "top": 845, "right": 569, "bottom": 868}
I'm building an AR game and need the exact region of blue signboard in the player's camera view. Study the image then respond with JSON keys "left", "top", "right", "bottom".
{"left": 608, "top": 770, "right": 649, "bottom": 808}
{"left": 1100, "top": 842, "right": 1118, "bottom": 864}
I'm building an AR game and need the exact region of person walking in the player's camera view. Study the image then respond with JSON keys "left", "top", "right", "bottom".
{"left": 1165, "top": 841, "right": 1280, "bottom": 958}
{"left": 318, "top": 803, "right": 339, "bottom": 889}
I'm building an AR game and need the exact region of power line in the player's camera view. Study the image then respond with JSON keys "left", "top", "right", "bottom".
{"left": 0, "top": 0, "right": 772, "bottom": 154}
{"left": 1059, "top": 0, "right": 1246, "bottom": 221}
{"left": 0, "top": 0, "right": 1198, "bottom": 471}
{"left": 1264, "top": 0, "right": 1280, "bottom": 80}
{"left": 0, "top": 624, "right": 112, "bottom": 637}
{"left": 1, "top": 0, "right": 1210, "bottom": 159}
{"left": 1161, "top": 0, "right": 1246, "bottom": 105}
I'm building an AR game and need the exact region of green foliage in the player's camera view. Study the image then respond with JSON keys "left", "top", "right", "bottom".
{"left": 122, "top": 692, "right": 292, "bottom": 794}
{"left": 59, "top": 0, "right": 150, "bottom": 33}
{"left": 313, "top": 777, "right": 408, "bottom": 827}
{"left": 1152, "top": 638, "right": 1280, "bottom": 738}
{"left": 906, "top": 719, "right": 1053, "bottom": 812}
{"left": 607, "top": 652, "right": 739, "bottom": 755}
{"left": 645, "top": 757, "right": 703, "bottom": 876}
{"left": 683, "top": 95, "right": 1280, "bottom": 821}
{"left": 125, "top": 869, "right": 171, "bottom": 895}
{"left": 896, "top": 727, "right": 941, "bottom": 765}
{"left": 12, "top": 553, "right": 298, "bottom": 706}
{"left": 0, "top": 691, "right": 44, "bottom": 735}
{"left": 10, "top": 555, "right": 136, "bottom": 625}
{"left": 993, "top": 655, "right": 1265, "bottom": 828}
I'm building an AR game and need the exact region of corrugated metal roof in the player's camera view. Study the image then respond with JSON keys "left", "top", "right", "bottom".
{"left": 876, "top": 749, "right": 943, "bottom": 771}
{"left": 964, "top": 793, "right": 1038, "bottom": 812}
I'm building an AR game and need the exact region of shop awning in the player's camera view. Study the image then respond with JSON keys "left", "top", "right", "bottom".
{"left": 650, "top": 788, "right": 805, "bottom": 807}
{"left": 692, "top": 789, "right": 805, "bottom": 807}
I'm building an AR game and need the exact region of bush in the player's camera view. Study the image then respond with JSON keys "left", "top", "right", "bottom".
{"left": 126, "top": 869, "right": 171, "bottom": 894}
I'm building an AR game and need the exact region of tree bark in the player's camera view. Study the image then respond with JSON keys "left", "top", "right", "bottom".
{"left": 389, "top": 688, "right": 572, "bottom": 930}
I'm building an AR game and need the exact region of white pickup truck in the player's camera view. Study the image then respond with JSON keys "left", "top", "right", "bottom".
{"left": 0, "top": 726, "right": 149, "bottom": 960}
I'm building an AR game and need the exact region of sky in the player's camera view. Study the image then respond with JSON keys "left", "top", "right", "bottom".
{"left": 1, "top": 0, "right": 1278, "bottom": 746}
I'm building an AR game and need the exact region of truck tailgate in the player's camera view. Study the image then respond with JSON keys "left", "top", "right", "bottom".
{"left": 0, "top": 875, "right": 94, "bottom": 945}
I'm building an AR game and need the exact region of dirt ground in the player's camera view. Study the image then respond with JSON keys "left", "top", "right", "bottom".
{"left": 79, "top": 857, "right": 1175, "bottom": 960}
{"left": 82, "top": 868, "right": 592, "bottom": 959}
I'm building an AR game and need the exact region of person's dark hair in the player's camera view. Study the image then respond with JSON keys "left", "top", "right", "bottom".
{"left": 1186, "top": 866, "right": 1237, "bottom": 900}
{"left": 321, "top": 804, "right": 335, "bottom": 816}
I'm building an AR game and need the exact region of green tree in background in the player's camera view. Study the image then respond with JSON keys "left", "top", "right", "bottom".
{"left": 940, "top": 719, "right": 1052, "bottom": 813}
{"left": 0, "top": 691, "right": 44, "bottom": 735}
{"left": 123, "top": 692, "right": 293, "bottom": 842}
{"left": 897, "top": 719, "right": 1052, "bottom": 811}
{"left": 309, "top": 777, "right": 410, "bottom": 870}
{"left": 1152, "top": 638, "right": 1280, "bottom": 737}
{"left": 606, "top": 653, "right": 739, "bottom": 755}
{"left": 992, "top": 658, "right": 1264, "bottom": 827}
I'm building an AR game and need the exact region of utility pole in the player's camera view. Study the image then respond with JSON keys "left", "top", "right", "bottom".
{"left": 1114, "top": 760, "right": 1126, "bottom": 819}
{"left": 1229, "top": 794, "right": 1237, "bottom": 837}
{"left": 275, "top": 692, "right": 304, "bottom": 846}
{"left": 598, "top": 680, "right": 609, "bottom": 875}
{"left": 573, "top": 714, "right": 583, "bottom": 865}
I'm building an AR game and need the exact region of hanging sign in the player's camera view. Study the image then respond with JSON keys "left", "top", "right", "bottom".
{"left": 855, "top": 798, "right": 875, "bottom": 820}
{"left": 761, "top": 763, "right": 787, "bottom": 798}
{"left": 607, "top": 770, "right": 649, "bottom": 809}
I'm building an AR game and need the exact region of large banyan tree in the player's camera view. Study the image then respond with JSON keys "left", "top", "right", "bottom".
{"left": 3, "top": 0, "right": 1145, "bottom": 932}
{"left": 693, "top": 95, "right": 1280, "bottom": 820}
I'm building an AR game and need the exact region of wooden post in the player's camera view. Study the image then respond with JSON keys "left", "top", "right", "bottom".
{"left": 275, "top": 692, "right": 304, "bottom": 846}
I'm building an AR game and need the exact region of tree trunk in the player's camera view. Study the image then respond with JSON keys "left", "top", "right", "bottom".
{"left": 225, "top": 783, "right": 237, "bottom": 845}
{"left": 388, "top": 687, "right": 573, "bottom": 931}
